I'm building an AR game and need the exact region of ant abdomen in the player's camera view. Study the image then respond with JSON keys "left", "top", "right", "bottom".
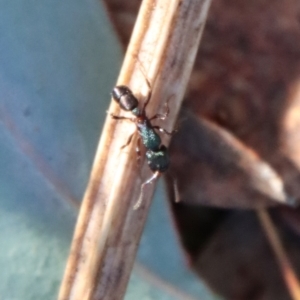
{"left": 110, "top": 81, "right": 175, "bottom": 209}
{"left": 146, "top": 145, "right": 170, "bottom": 173}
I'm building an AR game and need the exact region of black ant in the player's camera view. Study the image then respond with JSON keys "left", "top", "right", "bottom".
{"left": 111, "top": 79, "right": 176, "bottom": 208}
{"left": 111, "top": 85, "right": 172, "bottom": 154}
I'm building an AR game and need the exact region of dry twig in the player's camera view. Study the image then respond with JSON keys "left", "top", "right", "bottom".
{"left": 58, "top": 0, "right": 211, "bottom": 299}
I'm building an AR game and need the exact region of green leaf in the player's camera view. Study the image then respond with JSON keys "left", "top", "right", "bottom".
{"left": 0, "top": 1, "right": 219, "bottom": 299}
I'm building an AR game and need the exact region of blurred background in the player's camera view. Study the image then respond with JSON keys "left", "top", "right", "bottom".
{"left": 0, "top": 0, "right": 217, "bottom": 299}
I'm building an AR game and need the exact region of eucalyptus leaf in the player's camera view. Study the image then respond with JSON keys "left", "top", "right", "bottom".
{"left": 0, "top": 1, "right": 218, "bottom": 299}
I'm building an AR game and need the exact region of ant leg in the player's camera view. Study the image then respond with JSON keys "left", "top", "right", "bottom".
{"left": 150, "top": 100, "right": 170, "bottom": 121}
{"left": 174, "top": 179, "right": 180, "bottom": 203}
{"left": 136, "top": 137, "right": 142, "bottom": 164}
{"left": 153, "top": 126, "right": 176, "bottom": 136}
{"left": 110, "top": 114, "right": 135, "bottom": 122}
{"left": 121, "top": 133, "right": 135, "bottom": 149}
{"left": 133, "top": 171, "right": 160, "bottom": 210}
{"left": 169, "top": 175, "right": 180, "bottom": 203}
{"left": 121, "top": 135, "right": 142, "bottom": 164}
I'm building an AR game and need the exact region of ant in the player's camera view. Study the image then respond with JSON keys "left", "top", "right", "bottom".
{"left": 111, "top": 85, "right": 172, "bottom": 154}
{"left": 111, "top": 80, "right": 176, "bottom": 209}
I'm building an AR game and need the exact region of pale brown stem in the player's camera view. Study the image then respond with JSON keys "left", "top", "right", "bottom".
{"left": 58, "top": 0, "right": 212, "bottom": 299}
{"left": 257, "top": 208, "right": 300, "bottom": 300}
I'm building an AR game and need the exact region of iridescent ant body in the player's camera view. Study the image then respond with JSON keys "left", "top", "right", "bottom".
{"left": 111, "top": 85, "right": 173, "bottom": 208}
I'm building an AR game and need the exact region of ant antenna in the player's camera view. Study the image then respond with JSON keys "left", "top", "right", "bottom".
{"left": 134, "top": 57, "right": 154, "bottom": 111}
{"left": 133, "top": 171, "right": 160, "bottom": 210}
{"left": 133, "top": 172, "right": 180, "bottom": 210}
{"left": 135, "top": 56, "right": 151, "bottom": 86}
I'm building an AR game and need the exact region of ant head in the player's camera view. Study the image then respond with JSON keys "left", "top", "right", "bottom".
{"left": 111, "top": 85, "right": 139, "bottom": 112}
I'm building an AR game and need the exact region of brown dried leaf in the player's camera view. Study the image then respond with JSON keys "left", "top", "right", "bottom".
{"left": 176, "top": 0, "right": 300, "bottom": 208}
{"left": 105, "top": 0, "right": 300, "bottom": 299}
{"left": 193, "top": 211, "right": 300, "bottom": 300}
{"left": 169, "top": 112, "right": 291, "bottom": 208}
{"left": 166, "top": 0, "right": 300, "bottom": 298}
